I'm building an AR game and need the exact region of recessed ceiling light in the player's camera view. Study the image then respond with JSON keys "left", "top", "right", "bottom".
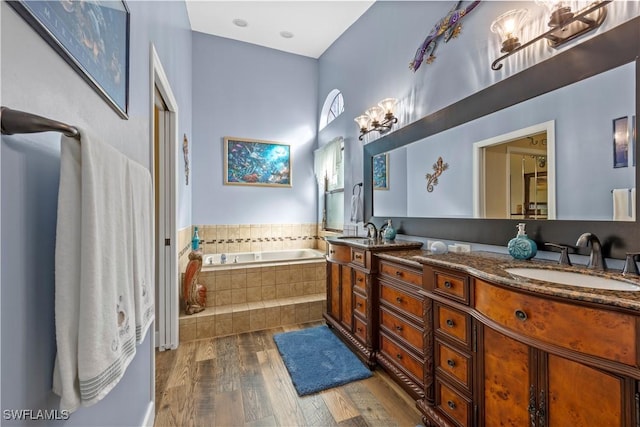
{"left": 233, "top": 18, "right": 248, "bottom": 28}
{"left": 280, "top": 31, "right": 294, "bottom": 39}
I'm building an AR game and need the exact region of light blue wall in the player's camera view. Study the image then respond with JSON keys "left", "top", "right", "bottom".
{"left": 191, "top": 32, "right": 318, "bottom": 225}
{"left": 1, "top": 1, "right": 192, "bottom": 425}
{"left": 318, "top": 0, "right": 640, "bottom": 225}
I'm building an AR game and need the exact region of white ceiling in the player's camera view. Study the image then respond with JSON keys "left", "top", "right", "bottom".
{"left": 185, "top": 1, "right": 375, "bottom": 58}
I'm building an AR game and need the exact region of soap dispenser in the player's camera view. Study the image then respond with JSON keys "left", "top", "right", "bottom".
{"left": 382, "top": 219, "right": 397, "bottom": 241}
{"left": 508, "top": 223, "right": 537, "bottom": 260}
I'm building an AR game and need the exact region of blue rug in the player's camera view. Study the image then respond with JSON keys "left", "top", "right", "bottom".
{"left": 273, "top": 325, "right": 372, "bottom": 396}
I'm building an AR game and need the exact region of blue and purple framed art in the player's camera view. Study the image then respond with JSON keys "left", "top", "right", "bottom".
{"left": 224, "top": 137, "right": 292, "bottom": 187}
{"left": 8, "top": 0, "right": 130, "bottom": 119}
{"left": 373, "top": 153, "right": 389, "bottom": 190}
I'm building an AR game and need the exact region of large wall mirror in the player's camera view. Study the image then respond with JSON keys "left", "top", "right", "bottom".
{"left": 364, "top": 18, "right": 639, "bottom": 259}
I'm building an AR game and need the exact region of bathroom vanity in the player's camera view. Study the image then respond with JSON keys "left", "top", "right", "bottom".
{"left": 324, "top": 237, "right": 640, "bottom": 426}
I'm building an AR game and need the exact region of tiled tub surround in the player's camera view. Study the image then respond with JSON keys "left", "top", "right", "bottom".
{"left": 179, "top": 259, "right": 327, "bottom": 341}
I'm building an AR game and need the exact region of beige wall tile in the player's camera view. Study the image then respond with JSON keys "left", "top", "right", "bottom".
{"left": 216, "top": 225, "right": 228, "bottom": 240}
{"left": 216, "top": 242, "right": 228, "bottom": 254}
{"left": 179, "top": 324, "right": 196, "bottom": 343}
{"left": 262, "top": 285, "right": 276, "bottom": 301}
{"left": 275, "top": 269, "right": 291, "bottom": 285}
{"left": 264, "top": 306, "right": 281, "bottom": 328}
{"left": 309, "top": 301, "right": 324, "bottom": 320}
{"left": 295, "top": 303, "right": 310, "bottom": 324}
{"left": 280, "top": 305, "right": 295, "bottom": 325}
{"left": 239, "top": 225, "right": 250, "bottom": 239}
{"left": 316, "top": 265, "right": 327, "bottom": 280}
{"left": 231, "top": 289, "right": 247, "bottom": 304}
{"left": 215, "top": 274, "right": 231, "bottom": 291}
{"left": 206, "top": 290, "right": 216, "bottom": 307}
{"left": 196, "top": 320, "right": 215, "bottom": 340}
{"left": 260, "top": 225, "right": 271, "bottom": 238}
{"left": 231, "top": 271, "right": 247, "bottom": 289}
{"left": 246, "top": 271, "right": 261, "bottom": 286}
{"left": 303, "top": 281, "right": 316, "bottom": 296}
{"left": 215, "top": 313, "right": 232, "bottom": 336}
{"left": 315, "top": 280, "right": 326, "bottom": 294}
{"left": 276, "top": 284, "right": 292, "bottom": 299}
{"left": 261, "top": 269, "right": 275, "bottom": 286}
{"left": 216, "top": 290, "right": 232, "bottom": 306}
{"left": 238, "top": 242, "right": 251, "bottom": 252}
{"left": 179, "top": 315, "right": 197, "bottom": 326}
{"left": 250, "top": 225, "right": 261, "bottom": 239}
{"left": 246, "top": 286, "right": 262, "bottom": 303}
{"left": 232, "top": 312, "right": 250, "bottom": 333}
{"left": 271, "top": 225, "right": 282, "bottom": 238}
{"left": 227, "top": 242, "right": 240, "bottom": 254}
{"left": 291, "top": 282, "right": 305, "bottom": 297}
{"left": 250, "top": 242, "right": 263, "bottom": 252}
{"left": 249, "top": 308, "right": 266, "bottom": 330}
{"left": 228, "top": 225, "right": 240, "bottom": 240}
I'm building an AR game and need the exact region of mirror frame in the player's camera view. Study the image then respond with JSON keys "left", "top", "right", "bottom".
{"left": 363, "top": 17, "right": 639, "bottom": 259}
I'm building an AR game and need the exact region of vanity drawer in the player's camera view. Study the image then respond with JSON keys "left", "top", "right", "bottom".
{"left": 354, "top": 293, "right": 367, "bottom": 317}
{"left": 436, "top": 379, "right": 472, "bottom": 427}
{"left": 380, "top": 306, "right": 424, "bottom": 355}
{"left": 380, "top": 333, "right": 424, "bottom": 383}
{"left": 435, "top": 339, "right": 472, "bottom": 393}
{"left": 353, "top": 270, "right": 367, "bottom": 294}
{"left": 474, "top": 279, "right": 637, "bottom": 366}
{"left": 327, "top": 244, "right": 350, "bottom": 263}
{"left": 380, "top": 282, "right": 424, "bottom": 320}
{"left": 351, "top": 248, "right": 367, "bottom": 267}
{"left": 380, "top": 261, "right": 423, "bottom": 287}
{"left": 433, "top": 270, "right": 469, "bottom": 305}
{"left": 435, "top": 303, "right": 471, "bottom": 349}
{"left": 353, "top": 316, "right": 367, "bottom": 343}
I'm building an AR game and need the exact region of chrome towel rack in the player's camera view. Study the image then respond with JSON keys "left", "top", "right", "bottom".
{"left": 1, "top": 106, "right": 79, "bottom": 138}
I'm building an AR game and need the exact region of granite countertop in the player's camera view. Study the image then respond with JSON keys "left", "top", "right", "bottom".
{"left": 324, "top": 236, "right": 424, "bottom": 251}
{"left": 376, "top": 250, "right": 640, "bottom": 313}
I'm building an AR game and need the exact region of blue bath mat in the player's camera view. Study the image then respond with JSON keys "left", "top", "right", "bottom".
{"left": 273, "top": 325, "right": 372, "bottom": 396}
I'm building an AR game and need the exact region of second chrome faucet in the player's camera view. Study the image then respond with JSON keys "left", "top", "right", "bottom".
{"left": 576, "top": 232, "right": 606, "bottom": 271}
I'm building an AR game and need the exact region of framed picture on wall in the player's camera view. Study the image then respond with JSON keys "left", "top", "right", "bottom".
{"left": 373, "top": 153, "right": 389, "bottom": 190}
{"left": 224, "top": 137, "right": 292, "bottom": 187}
{"left": 633, "top": 115, "right": 636, "bottom": 167}
{"left": 8, "top": 0, "right": 130, "bottom": 119}
{"left": 613, "top": 116, "right": 629, "bottom": 168}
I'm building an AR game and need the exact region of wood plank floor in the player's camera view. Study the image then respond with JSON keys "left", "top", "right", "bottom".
{"left": 155, "top": 321, "right": 424, "bottom": 427}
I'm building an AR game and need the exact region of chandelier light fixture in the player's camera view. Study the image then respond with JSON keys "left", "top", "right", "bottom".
{"left": 354, "top": 98, "right": 399, "bottom": 141}
{"left": 490, "top": 0, "right": 611, "bottom": 70}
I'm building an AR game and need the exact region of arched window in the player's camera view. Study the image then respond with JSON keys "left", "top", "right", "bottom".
{"left": 319, "top": 89, "right": 344, "bottom": 130}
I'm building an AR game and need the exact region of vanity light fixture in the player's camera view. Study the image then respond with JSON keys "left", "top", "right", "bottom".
{"left": 490, "top": 0, "right": 611, "bottom": 71}
{"left": 354, "top": 98, "right": 399, "bottom": 141}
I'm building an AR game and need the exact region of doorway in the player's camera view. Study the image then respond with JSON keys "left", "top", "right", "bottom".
{"left": 151, "top": 45, "right": 179, "bottom": 350}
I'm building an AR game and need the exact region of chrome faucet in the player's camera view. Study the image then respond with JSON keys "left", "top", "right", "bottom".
{"left": 363, "top": 222, "right": 377, "bottom": 240}
{"left": 576, "top": 233, "right": 606, "bottom": 271}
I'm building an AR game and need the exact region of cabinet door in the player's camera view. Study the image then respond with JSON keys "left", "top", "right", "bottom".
{"left": 340, "top": 264, "right": 353, "bottom": 328}
{"left": 328, "top": 262, "right": 341, "bottom": 319}
{"left": 546, "top": 353, "right": 627, "bottom": 426}
{"left": 483, "top": 326, "right": 533, "bottom": 427}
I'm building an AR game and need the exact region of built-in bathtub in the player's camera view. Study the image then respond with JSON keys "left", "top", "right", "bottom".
{"left": 180, "top": 248, "right": 327, "bottom": 342}
{"left": 202, "top": 248, "right": 325, "bottom": 268}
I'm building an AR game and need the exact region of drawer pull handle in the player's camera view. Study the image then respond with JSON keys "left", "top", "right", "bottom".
{"left": 447, "top": 359, "right": 456, "bottom": 367}
{"left": 357, "top": 277, "right": 364, "bottom": 282}
{"left": 356, "top": 302, "right": 363, "bottom": 308}
{"left": 396, "top": 297, "right": 403, "bottom": 303}
{"left": 395, "top": 325, "right": 403, "bottom": 332}
{"left": 445, "top": 319, "right": 455, "bottom": 328}
{"left": 515, "top": 309, "right": 528, "bottom": 321}
{"left": 444, "top": 281, "right": 452, "bottom": 289}
{"left": 395, "top": 271, "right": 403, "bottom": 276}
{"left": 447, "top": 400, "right": 456, "bottom": 410}
{"left": 357, "top": 327, "right": 363, "bottom": 332}
{"left": 396, "top": 353, "right": 403, "bottom": 360}
{"left": 355, "top": 253, "right": 363, "bottom": 259}
{"left": 330, "top": 250, "right": 335, "bottom": 254}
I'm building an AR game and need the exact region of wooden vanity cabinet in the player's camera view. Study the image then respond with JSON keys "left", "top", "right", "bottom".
{"left": 324, "top": 243, "right": 376, "bottom": 367}
{"left": 420, "top": 264, "right": 640, "bottom": 427}
{"left": 376, "top": 259, "right": 429, "bottom": 400}
{"left": 476, "top": 279, "right": 639, "bottom": 427}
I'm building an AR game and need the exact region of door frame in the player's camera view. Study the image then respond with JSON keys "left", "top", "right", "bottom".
{"left": 150, "top": 44, "right": 179, "bottom": 351}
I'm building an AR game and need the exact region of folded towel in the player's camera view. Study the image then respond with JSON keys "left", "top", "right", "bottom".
{"left": 350, "top": 186, "right": 363, "bottom": 223}
{"left": 53, "top": 130, "right": 137, "bottom": 412}
{"left": 613, "top": 188, "right": 633, "bottom": 221}
{"left": 128, "top": 160, "right": 154, "bottom": 343}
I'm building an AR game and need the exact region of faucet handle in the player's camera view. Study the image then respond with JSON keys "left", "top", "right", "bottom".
{"left": 623, "top": 252, "right": 640, "bottom": 276}
{"left": 545, "top": 243, "right": 572, "bottom": 266}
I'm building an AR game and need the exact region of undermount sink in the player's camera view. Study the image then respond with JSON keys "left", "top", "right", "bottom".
{"left": 505, "top": 268, "right": 640, "bottom": 291}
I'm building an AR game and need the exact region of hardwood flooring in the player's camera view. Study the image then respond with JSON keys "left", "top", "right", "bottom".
{"left": 155, "top": 321, "right": 424, "bottom": 427}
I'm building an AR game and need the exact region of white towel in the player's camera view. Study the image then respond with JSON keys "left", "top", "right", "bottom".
{"left": 632, "top": 188, "right": 636, "bottom": 221}
{"left": 350, "top": 187, "right": 363, "bottom": 223}
{"left": 613, "top": 188, "right": 633, "bottom": 221}
{"left": 128, "top": 160, "right": 154, "bottom": 343}
{"left": 53, "top": 130, "right": 137, "bottom": 412}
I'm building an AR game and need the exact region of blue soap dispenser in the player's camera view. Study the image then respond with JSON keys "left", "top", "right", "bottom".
{"left": 382, "top": 219, "right": 397, "bottom": 241}
{"left": 508, "top": 223, "right": 537, "bottom": 260}
{"left": 192, "top": 226, "right": 201, "bottom": 251}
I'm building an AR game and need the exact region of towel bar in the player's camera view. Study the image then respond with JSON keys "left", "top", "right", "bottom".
{"left": 1, "top": 106, "right": 79, "bottom": 138}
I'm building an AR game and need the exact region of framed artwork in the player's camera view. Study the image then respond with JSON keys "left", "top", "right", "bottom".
{"left": 8, "top": 0, "right": 130, "bottom": 119}
{"left": 633, "top": 115, "right": 636, "bottom": 167}
{"left": 224, "top": 137, "right": 292, "bottom": 187}
{"left": 373, "top": 153, "right": 389, "bottom": 190}
{"left": 613, "top": 116, "right": 629, "bottom": 168}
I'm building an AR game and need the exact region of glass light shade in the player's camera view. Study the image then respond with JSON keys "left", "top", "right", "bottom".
{"left": 536, "top": 0, "right": 576, "bottom": 26}
{"left": 354, "top": 115, "right": 370, "bottom": 131}
{"left": 490, "top": 9, "right": 529, "bottom": 52}
{"left": 365, "top": 106, "right": 385, "bottom": 124}
{"left": 378, "top": 98, "right": 399, "bottom": 116}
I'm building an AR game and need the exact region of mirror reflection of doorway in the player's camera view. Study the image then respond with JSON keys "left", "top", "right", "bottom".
{"left": 473, "top": 121, "right": 556, "bottom": 220}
